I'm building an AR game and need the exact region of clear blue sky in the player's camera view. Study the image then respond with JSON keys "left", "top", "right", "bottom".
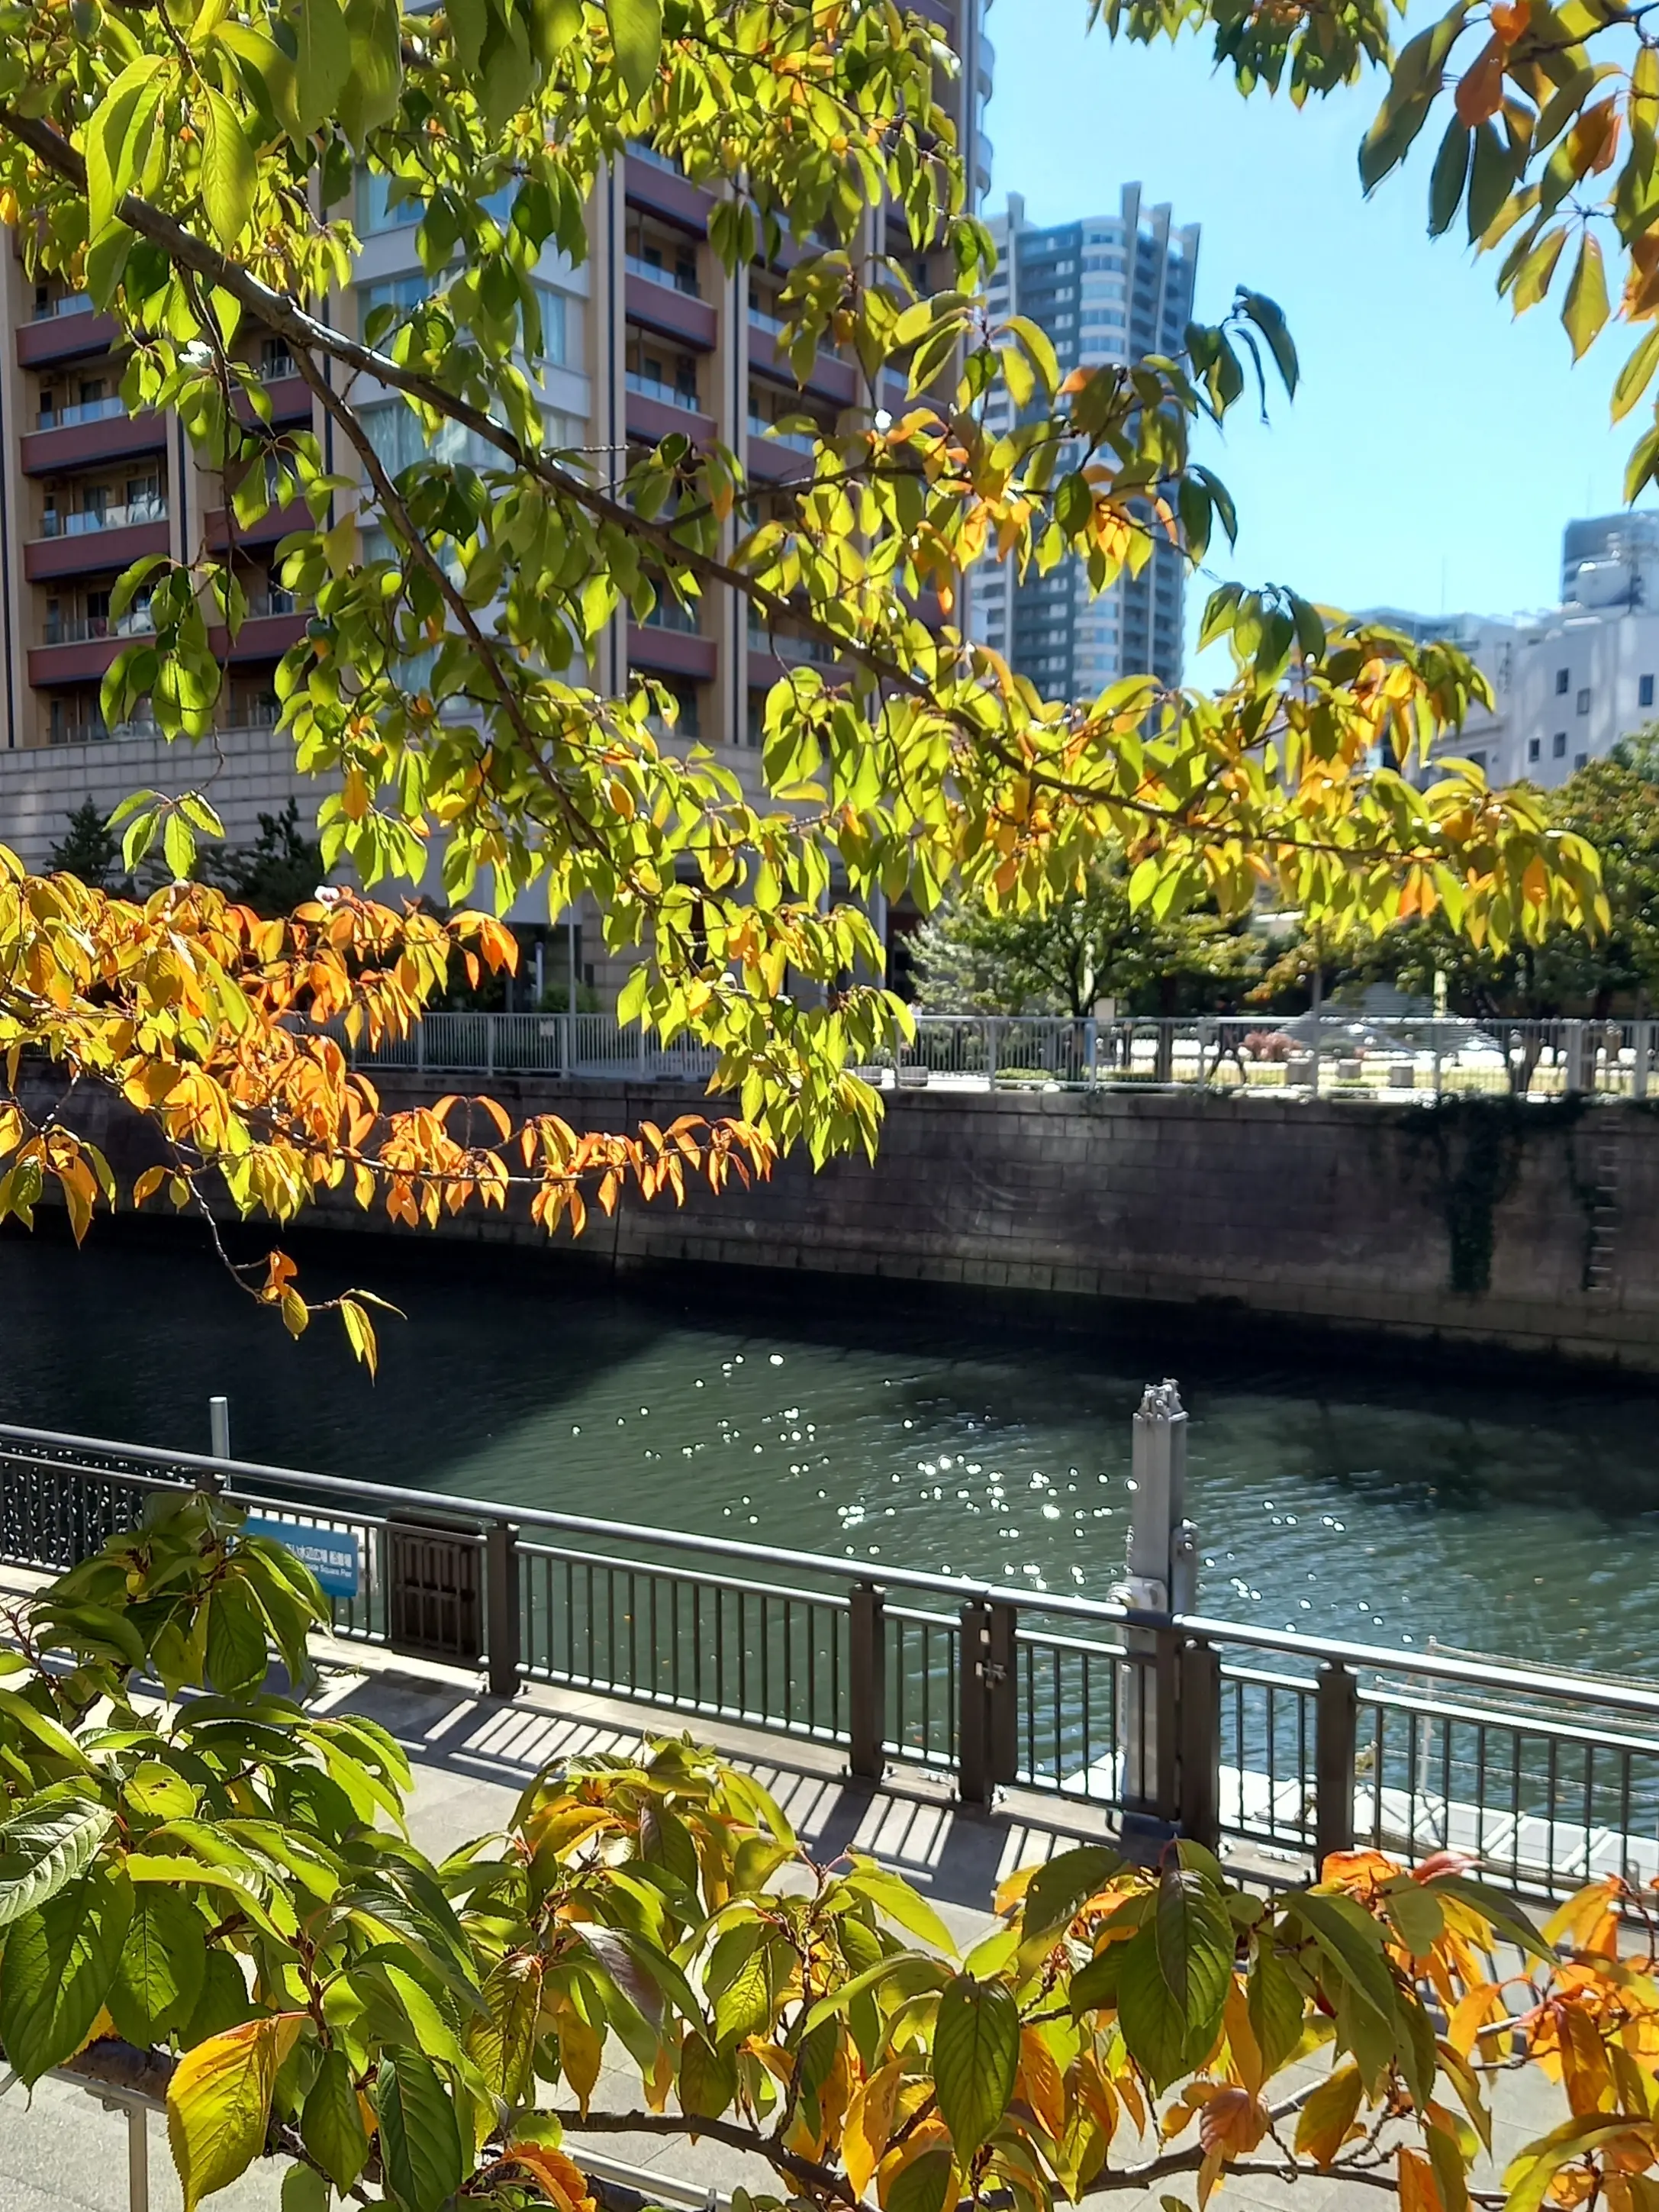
{"left": 984, "top": 0, "right": 1644, "bottom": 634}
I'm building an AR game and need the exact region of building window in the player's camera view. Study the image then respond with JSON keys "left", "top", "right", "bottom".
{"left": 1467, "top": 750, "right": 1487, "bottom": 772}
{"left": 1553, "top": 730, "right": 1567, "bottom": 757}
{"left": 356, "top": 170, "right": 424, "bottom": 234}
{"left": 1643, "top": 673, "right": 1655, "bottom": 708}
{"left": 1574, "top": 751, "right": 1589, "bottom": 769}
{"left": 1577, "top": 686, "right": 1590, "bottom": 714}
{"left": 1556, "top": 668, "right": 1570, "bottom": 695}
{"left": 1528, "top": 737, "right": 1541, "bottom": 763}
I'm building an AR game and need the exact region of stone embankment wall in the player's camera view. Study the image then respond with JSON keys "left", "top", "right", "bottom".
{"left": 317, "top": 1077, "right": 1659, "bottom": 1370}
{"left": 25, "top": 1062, "right": 1659, "bottom": 1367}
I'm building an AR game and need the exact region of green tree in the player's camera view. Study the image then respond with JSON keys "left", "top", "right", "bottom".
{"left": 200, "top": 797, "right": 327, "bottom": 920}
{"left": 0, "top": 0, "right": 1610, "bottom": 1356}
{"left": 911, "top": 853, "right": 1261, "bottom": 1017}
{"left": 0, "top": 1494, "right": 1654, "bottom": 2212}
{"left": 47, "top": 798, "right": 127, "bottom": 893}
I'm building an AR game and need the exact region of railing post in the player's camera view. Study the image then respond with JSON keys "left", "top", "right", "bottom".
{"left": 485, "top": 1520, "right": 520, "bottom": 1699}
{"left": 1565, "top": 1017, "right": 1586, "bottom": 1097}
{"left": 958, "top": 1597, "right": 1017, "bottom": 1806}
{"left": 1314, "top": 1659, "right": 1359, "bottom": 1872}
{"left": 485, "top": 1016, "right": 495, "bottom": 1080}
{"left": 848, "top": 1582, "right": 887, "bottom": 1783}
{"left": 1084, "top": 1017, "right": 1098, "bottom": 1089}
{"left": 1637, "top": 1020, "right": 1651, "bottom": 1102}
{"left": 985, "top": 1017, "right": 1000, "bottom": 1091}
{"left": 416, "top": 1021, "right": 426, "bottom": 1077}
{"left": 201, "top": 1397, "right": 229, "bottom": 1495}
{"left": 1178, "top": 1636, "right": 1221, "bottom": 1851}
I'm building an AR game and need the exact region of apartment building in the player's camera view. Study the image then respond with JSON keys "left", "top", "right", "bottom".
{"left": 1387, "top": 512, "right": 1659, "bottom": 791}
{"left": 970, "top": 185, "right": 1200, "bottom": 698}
{"left": 0, "top": 0, "right": 994, "bottom": 917}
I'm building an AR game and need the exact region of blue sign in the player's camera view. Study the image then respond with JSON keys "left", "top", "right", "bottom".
{"left": 243, "top": 1517, "right": 361, "bottom": 1600}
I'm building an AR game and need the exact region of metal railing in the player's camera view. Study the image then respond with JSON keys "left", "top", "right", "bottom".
{"left": 625, "top": 371, "right": 704, "bottom": 414}
{"left": 42, "top": 610, "right": 154, "bottom": 646}
{"left": 4, "top": 1417, "right": 1658, "bottom": 1900}
{"left": 626, "top": 253, "right": 701, "bottom": 298}
{"left": 39, "top": 495, "right": 166, "bottom": 538}
{"left": 333, "top": 1009, "right": 720, "bottom": 1082}
{"left": 747, "top": 414, "right": 818, "bottom": 453}
{"left": 31, "top": 292, "right": 96, "bottom": 321}
{"left": 36, "top": 395, "right": 127, "bottom": 429}
{"left": 333, "top": 1010, "right": 1659, "bottom": 1103}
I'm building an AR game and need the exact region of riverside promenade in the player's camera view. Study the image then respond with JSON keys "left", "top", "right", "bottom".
{"left": 0, "top": 1569, "right": 1561, "bottom": 2212}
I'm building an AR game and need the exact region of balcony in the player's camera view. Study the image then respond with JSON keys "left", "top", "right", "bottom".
{"left": 627, "top": 370, "right": 702, "bottom": 412}
{"left": 749, "top": 624, "right": 836, "bottom": 667}
{"left": 22, "top": 405, "right": 167, "bottom": 476}
{"left": 47, "top": 713, "right": 160, "bottom": 748}
{"left": 18, "top": 299, "right": 118, "bottom": 369}
{"left": 623, "top": 145, "right": 712, "bottom": 229}
{"left": 627, "top": 253, "right": 699, "bottom": 298}
{"left": 41, "top": 495, "right": 167, "bottom": 537}
{"left": 25, "top": 502, "right": 170, "bottom": 584}
{"left": 37, "top": 395, "right": 126, "bottom": 430}
{"left": 748, "top": 415, "right": 818, "bottom": 453}
{"left": 624, "top": 270, "right": 717, "bottom": 347}
{"left": 643, "top": 596, "right": 699, "bottom": 634}
{"left": 42, "top": 610, "right": 154, "bottom": 646}
{"left": 749, "top": 302, "right": 787, "bottom": 336}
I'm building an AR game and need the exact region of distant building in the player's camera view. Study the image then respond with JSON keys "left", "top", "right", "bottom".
{"left": 970, "top": 187, "right": 1199, "bottom": 698}
{"left": 1379, "top": 514, "right": 1659, "bottom": 788}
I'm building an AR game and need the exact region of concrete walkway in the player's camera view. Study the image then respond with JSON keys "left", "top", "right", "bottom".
{"left": 0, "top": 1607, "right": 1558, "bottom": 2212}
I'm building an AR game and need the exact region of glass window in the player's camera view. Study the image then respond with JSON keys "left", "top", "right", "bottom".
{"left": 1553, "top": 730, "right": 1567, "bottom": 757}
{"left": 1555, "top": 667, "right": 1570, "bottom": 694}
{"left": 530, "top": 284, "right": 567, "bottom": 367}
{"left": 1577, "top": 686, "right": 1590, "bottom": 714}
{"left": 1642, "top": 674, "right": 1655, "bottom": 708}
{"left": 1574, "top": 751, "right": 1589, "bottom": 769}
{"left": 358, "top": 272, "right": 430, "bottom": 333}
{"left": 356, "top": 170, "right": 424, "bottom": 234}
{"left": 1528, "top": 736, "right": 1541, "bottom": 762}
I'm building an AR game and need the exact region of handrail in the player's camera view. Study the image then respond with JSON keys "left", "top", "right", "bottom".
{"left": 5, "top": 1417, "right": 1658, "bottom": 1720}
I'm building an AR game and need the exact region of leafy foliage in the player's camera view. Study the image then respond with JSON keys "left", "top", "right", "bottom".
{"left": 0, "top": 1500, "right": 1654, "bottom": 2212}
{"left": 910, "top": 849, "right": 1261, "bottom": 1017}
{"left": 1256, "top": 734, "right": 1659, "bottom": 1023}
{"left": 0, "top": 0, "right": 1612, "bottom": 1356}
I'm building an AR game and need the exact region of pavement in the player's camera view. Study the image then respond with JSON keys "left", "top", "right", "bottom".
{"left": 0, "top": 1589, "right": 1561, "bottom": 2212}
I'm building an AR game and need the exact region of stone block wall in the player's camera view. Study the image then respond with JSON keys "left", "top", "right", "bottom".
{"left": 314, "top": 1078, "right": 1659, "bottom": 1370}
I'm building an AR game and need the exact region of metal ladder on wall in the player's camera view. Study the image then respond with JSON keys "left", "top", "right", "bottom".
{"left": 1587, "top": 1133, "right": 1620, "bottom": 1295}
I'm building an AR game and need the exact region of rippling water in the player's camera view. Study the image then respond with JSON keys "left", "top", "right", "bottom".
{"left": 5, "top": 1224, "right": 1659, "bottom": 1676}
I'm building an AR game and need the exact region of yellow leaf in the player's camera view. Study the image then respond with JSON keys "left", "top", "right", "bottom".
{"left": 844, "top": 2059, "right": 902, "bottom": 2199}
{"left": 167, "top": 2015, "right": 307, "bottom": 2212}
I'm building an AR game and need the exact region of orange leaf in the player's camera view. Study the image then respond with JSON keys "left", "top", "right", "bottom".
{"left": 505, "top": 2144, "right": 595, "bottom": 2212}
{"left": 1491, "top": 0, "right": 1530, "bottom": 40}
{"left": 1018, "top": 2027, "right": 1067, "bottom": 2139}
{"left": 1454, "top": 37, "right": 1507, "bottom": 124}
{"left": 1399, "top": 2145, "right": 1446, "bottom": 2212}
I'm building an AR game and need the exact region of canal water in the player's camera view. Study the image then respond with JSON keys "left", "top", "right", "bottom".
{"left": 5, "top": 1224, "right": 1657, "bottom": 1678}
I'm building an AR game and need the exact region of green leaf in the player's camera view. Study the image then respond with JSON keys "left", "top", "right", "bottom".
{"left": 842, "top": 1861, "right": 957, "bottom": 1954}
{"left": 1004, "top": 314, "right": 1060, "bottom": 401}
{"left": 1245, "top": 1938, "right": 1304, "bottom": 2078}
{"left": 678, "top": 2027, "right": 739, "bottom": 2118}
{"left": 1116, "top": 1867, "right": 1233, "bottom": 2092}
{"left": 887, "top": 2146, "right": 953, "bottom": 2212}
{"left": 85, "top": 56, "right": 166, "bottom": 240}
{"left": 1236, "top": 292, "right": 1299, "bottom": 398}
{"left": 295, "top": 0, "right": 351, "bottom": 137}
{"left": 302, "top": 2047, "right": 372, "bottom": 2191}
{"left": 0, "top": 1866, "right": 130, "bottom": 2085}
{"left": 200, "top": 89, "right": 255, "bottom": 249}
{"left": 609, "top": 0, "right": 662, "bottom": 99}
{"left": 0, "top": 1794, "right": 114, "bottom": 1929}
{"left": 1020, "top": 1846, "right": 1123, "bottom": 1940}
{"left": 1612, "top": 326, "right": 1659, "bottom": 424}
{"left": 932, "top": 1974, "right": 1018, "bottom": 2159}
{"left": 1429, "top": 120, "right": 1471, "bottom": 238}
{"left": 206, "top": 1578, "right": 270, "bottom": 1698}
{"left": 168, "top": 2014, "right": 305, "bottom": 2212}
{"left": 1428, "top": 1877, "right": 1551, "bottom": 1964}
{"left": 282, "top": 2164, "right": 330, "bottom": 2212}
{"left": 1512, "top": 224, "right": 1567, "bottom": 313}
{"left": 375, "top": 2052, "right": 465, "bottom": 2212}
{"left": 109, "top": 1882, "right": 206, "bottom": 2046}
{"left": 1287, "top": 1891, "right": 1400, "bottom": 2036}
{"left": 1562, "top": 233, "right": 1609, "bottom": 361}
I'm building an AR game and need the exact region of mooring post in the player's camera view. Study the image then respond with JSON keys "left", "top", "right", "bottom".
{"left": 201, "top": 1397, "right": 230, "bottom": 1494}
{"left": 1116, "top": 1381, "right": 1197, "bottom": 1848}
